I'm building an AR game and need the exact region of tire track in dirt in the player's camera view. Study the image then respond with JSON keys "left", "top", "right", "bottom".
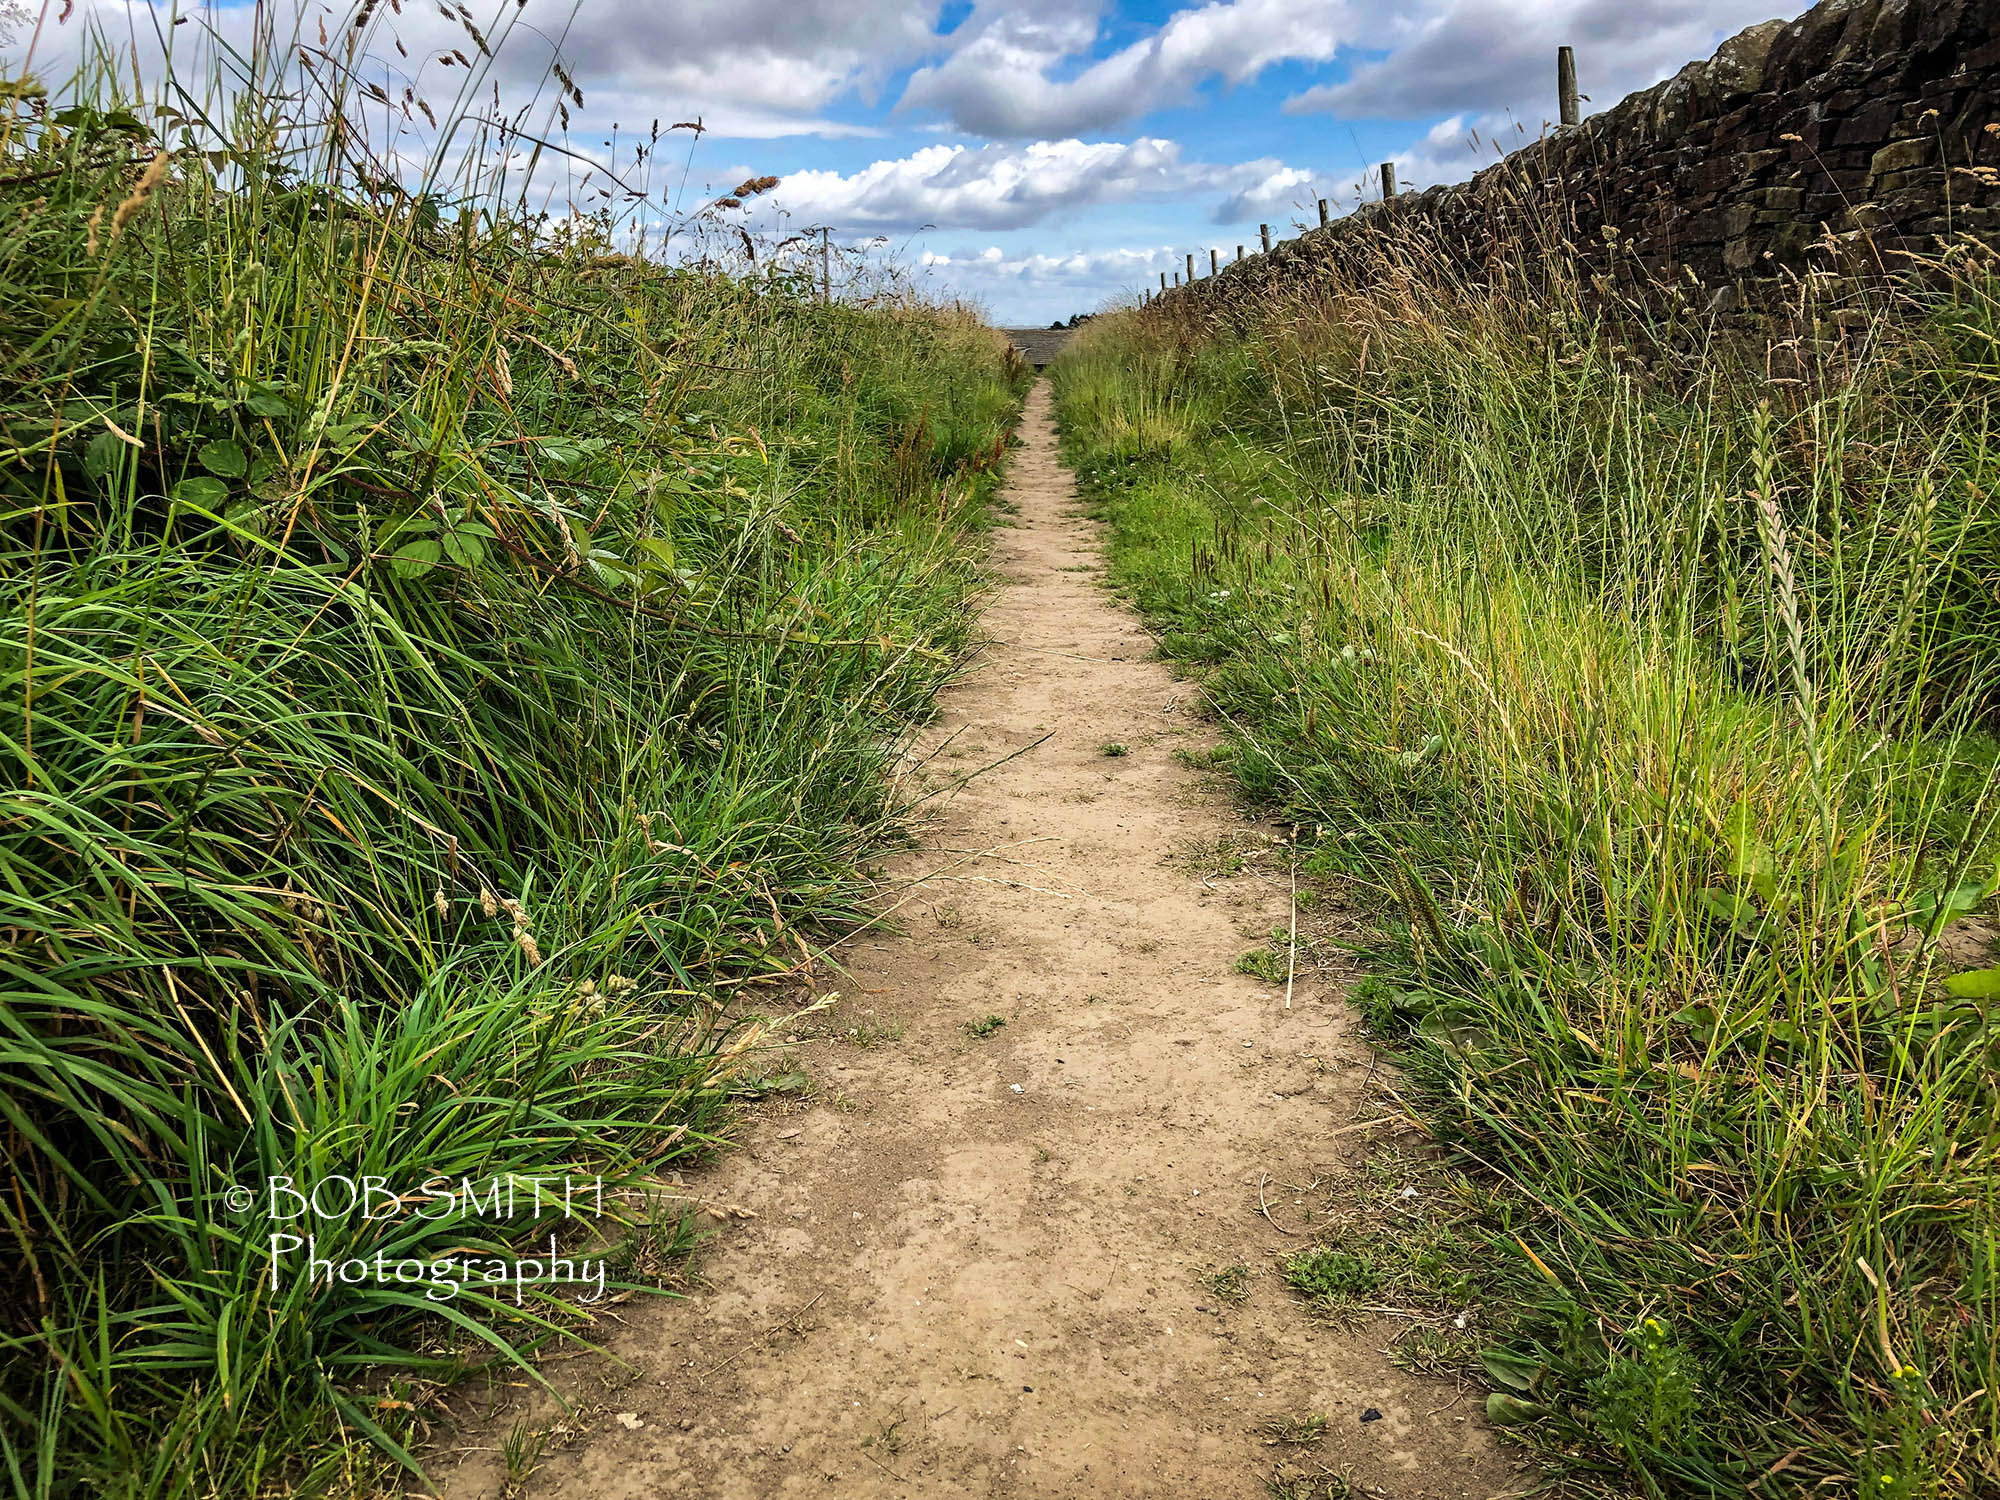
{"left": 440, "top": 381, "right": 1516, "bottom": 1499}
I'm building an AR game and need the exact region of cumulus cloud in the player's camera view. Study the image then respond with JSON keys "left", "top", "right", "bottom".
{"left": 1285, "top": 0, "right": 1808, "bottom": 125}
{"left": 901, "top": 0, "right": 1362, "bottom": 139}
{"left": 9, "top": 0, "right": 936, "bottom": 140}
{"left": 1383, "top": 112, "right": 1504, "bottom": 194}
{"left": 920, "top": 243, "right": 1172, "bottom": 280}
{"left": 764, "top": 136, "right": 1319, "bottom": 232}
{"left": 516, "top": 0, "right": 941, "bottom": 137}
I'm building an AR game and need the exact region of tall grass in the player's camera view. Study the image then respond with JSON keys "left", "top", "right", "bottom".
{"left": 1054, "top": 232, "right": 2000, "bottom": 1495}
{"left": 0, "top": 6, "right": 1024, "bottom": 1495}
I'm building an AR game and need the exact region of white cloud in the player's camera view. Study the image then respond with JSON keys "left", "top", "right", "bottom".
{"left": 1387, "top": 111, "right": 1504, "bottom": 194}
{"left": 911, "top": 242, "right": 1176, "bottom": 323}
{"left": 1285, "top": 0, "right": 1808, "bottom": 125}
{"left": 764, "top": 136, "right": 1321, "bottom": 232}
{"left": 902, "top": 0, "right": 1361, "bottom": 138}
{"left": 9, "top": 0, "right": 934, "bottom": 141}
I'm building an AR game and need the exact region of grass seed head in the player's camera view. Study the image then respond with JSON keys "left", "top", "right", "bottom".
{"left": 109, "top": 150, "right": 169, "bottom": 242}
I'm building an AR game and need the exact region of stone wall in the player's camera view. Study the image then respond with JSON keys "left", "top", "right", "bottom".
{"left": 1161, "top": 0, "right": 1998, "bottom": 315}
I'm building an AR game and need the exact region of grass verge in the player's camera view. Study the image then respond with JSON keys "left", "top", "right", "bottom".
{"left": 1052, "top": 237, "right": 2000, "bottom": 1496}
{"left": 0, "top": 9, "right": 1025, "bottom": 1494}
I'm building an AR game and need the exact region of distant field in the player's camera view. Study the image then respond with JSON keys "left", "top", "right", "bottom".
{"left": 1003, "top": 326, "right": 1076, "bottom": 368}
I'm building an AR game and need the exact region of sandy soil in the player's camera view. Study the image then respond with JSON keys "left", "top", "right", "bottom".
{"left": 437, "top": 382, "right": 1519, "bottom": 1499}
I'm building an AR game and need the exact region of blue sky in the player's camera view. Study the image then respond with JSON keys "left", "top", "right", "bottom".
{"left": 5, "top": 1, "right": 1812, "bottom": 323}
{"left": 656, "top": 0, "right": 1812, "bottom": 323}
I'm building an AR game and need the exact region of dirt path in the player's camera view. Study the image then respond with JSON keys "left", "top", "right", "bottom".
{"left": 442, "top": 382, "right": 1515, "bottom": 1499}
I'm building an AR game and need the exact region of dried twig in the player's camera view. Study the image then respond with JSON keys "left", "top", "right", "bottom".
{"left": 694, "top": 1289, "right": 827, "bottom": 1382}
{"left": 1256, "top": 1172, "right": 1298, "bottom": 1236}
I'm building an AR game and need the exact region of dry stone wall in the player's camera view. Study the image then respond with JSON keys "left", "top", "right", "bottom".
{"left": 1164, "top": 0, "right": 1999, "bottom": 314}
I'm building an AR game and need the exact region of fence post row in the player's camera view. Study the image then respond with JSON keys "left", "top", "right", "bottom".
{"left": 1132, "top": 48, "right": 1585, "bottom": 300}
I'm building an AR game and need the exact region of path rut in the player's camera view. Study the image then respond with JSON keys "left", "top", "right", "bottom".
{"left": 442, "top": 381, "right": 1514, "bottom": 1499}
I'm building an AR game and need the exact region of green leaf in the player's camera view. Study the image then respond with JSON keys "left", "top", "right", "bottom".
{"left": 84, "top": 429, "right": 127, "bottom": 481}
{"left": 172, "top": 476, "right": 229, "bottom": 509}
{"left": 588, "top": 557, "right": 637, "bottom": 590}
{"left": 1479, "top": 1348, "right": 1544, "bottom": 1395}
{"left": 1392, "top": 733, "right": 1445, "bottom": 769}
{"left": 633, "top": 537, "right": 676, "bottom": 569}
{"left": 1721, "top": 799, "right": 1777, "bottom": 900}
{"left": 198, "top": 438, "right": 248, "bottom": 479}
{"left": 1908, "top": 881, "right": 1988, "bottom": 937}
{"left": 245, "top": 383, "right": 297, "bottom": 418}
{"left": 439, "top": 532, "right": 487, "bottom": 568}
{"left": 1671, "top": 1003, "right": 1720, "bottom": 1040}
{"left": 1943, "top": 968, "right": 2000, "bottom": 999}
{"left": 390, "top": 539, "right": 442, "bottom": 578}
{"left": 223, "top": 496, "right": 264, "bottom": 525}
{"left": 735, "top": 1069, "right": 808, "bottom": 1097}
{"left": 1697, "top": 886, "right": 1760, "bottom": 938}
{"left": 1484, "top": 1393, "right": 1546, "bottom": 1426}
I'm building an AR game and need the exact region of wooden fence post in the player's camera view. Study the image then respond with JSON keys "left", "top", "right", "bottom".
{"left": 1318, "top": 198, "right": 1329, "bottom": 227}
{"left": 1558, "top": 45, "right": 1579, "bottom": 127}
{"left": 1259, "top": 223, "right": 1271, "bottom": 253}
{"left": 820, "top": 226, "right": 831, "bottom": 301}
{"left": 1209, "top": 248, "right": 1218, "bottom": 276}
{"left": 1159, "top": 271, "right": 1167, "bottom": 293}
{"left": 1186, "top": 252, "right": 1195, "bottom": 283}
{"left": 1236, "top": 245, "right": 1244, "bottom": 262}
{"left": 1379, "top": 162, "right": 1397, "bottom": 199}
